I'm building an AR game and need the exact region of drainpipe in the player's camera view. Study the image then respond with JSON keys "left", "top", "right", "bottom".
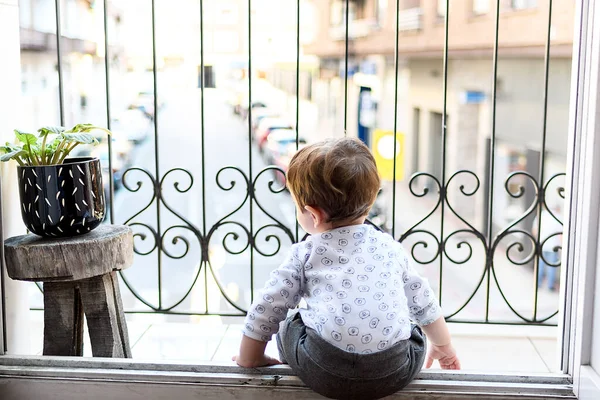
{"left": 0, "top": 0, "right": 31, "bottom": 356}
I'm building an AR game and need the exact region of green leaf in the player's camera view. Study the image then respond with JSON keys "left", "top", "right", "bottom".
{"left": 68, "top": 124, "right": 111, "bottom": 136}
{"left": 47, "top": 137, "right": 61, "bottom": 151}
{"left": 30, "top": 144, "right": 42, "bottom": 155}
{"left": 37, "top": 126, "right": 65, "bottom": 137}
{"left": 3, "top": 142, "right": 23, "bottom": 152}
{"left": 70, "top": 123, "right": 96, "bottom": 133}
{"left": 62, "top": 132, "right": 100, "bottom": 145}
{"left": 14, "top": 130, "right": 38, "bottom": 146}
{"left": 0, "top": 149, "right": 27, "bottom": 162}
{"left": 45, "top": 139, "right": 60, "bottom": 157}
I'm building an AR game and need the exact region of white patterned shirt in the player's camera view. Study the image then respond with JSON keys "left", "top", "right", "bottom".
{"left": 242, "top": 224, "right": 442, "bottom": 354}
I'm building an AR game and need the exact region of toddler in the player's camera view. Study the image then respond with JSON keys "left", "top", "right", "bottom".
{"left": 234, "top": 138, "right": 460, "bottom": 400}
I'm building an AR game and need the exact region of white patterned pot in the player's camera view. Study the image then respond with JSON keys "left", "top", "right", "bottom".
{"left": 17, "top": 157, "right": 105, "bottom": 237}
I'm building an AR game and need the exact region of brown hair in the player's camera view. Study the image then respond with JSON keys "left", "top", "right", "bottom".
{"left": 287, "top": 137, "right": 380, "bottom": 223}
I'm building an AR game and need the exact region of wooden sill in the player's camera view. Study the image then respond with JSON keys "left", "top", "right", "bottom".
{"left": 0, "top": 355, "right": 576, "bottom": 400}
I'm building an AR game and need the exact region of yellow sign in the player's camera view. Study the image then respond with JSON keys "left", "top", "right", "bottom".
{"left": 372, "top": 129, "right": 404, "bottom": 181}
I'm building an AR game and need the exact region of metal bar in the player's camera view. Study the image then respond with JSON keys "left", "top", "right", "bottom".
{"left": 103, "top": 0, "right": 115, "bottom": 224}
{"left": 248, "top": 0, "right": 255, "bottom": 303}
{"left": 438, "top": 0, "right": 450, "bottom": 307}
{"left": 533, "top": 0, "right": 554, "bottom": 322}
{"left": 200, "top": 0, "right": 206, "bottom": 237}
{"left": 295, "top": 0, "right": 300, "bottom": 242}
{"left": 200, "top": 0, "right": 208, "bottom": 312}
{"left": 150, "top": 0, "right": 163, "bottom": 309}
{"left": 54, "top": 0, "right": 65, "bottom": 126}
{"left": 343, "top": 0, "right": 349, "bottom": 135}
{"left": 485, "top": 0, "right": 501, "bottom": 322}
{"left": 0, "top": 174, "right": 7, "bottom": 353}
{"left": 392, "top": 0, "right": 400, "bottom": 239}
{"left": 25, "top": 305, "right": 559, "bottom": 325}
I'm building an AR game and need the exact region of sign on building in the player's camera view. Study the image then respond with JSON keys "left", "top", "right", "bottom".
{"left": 372, "top": 129, "right": 405, "bottom": 181}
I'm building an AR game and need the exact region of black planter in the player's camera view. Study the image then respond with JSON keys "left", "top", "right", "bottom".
{"left": 17, "top": 157, "right": 106, "bottom": 237}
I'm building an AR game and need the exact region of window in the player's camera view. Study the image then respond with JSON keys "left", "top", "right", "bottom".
{"left": 354, "top": 0, "right": 366, "bottom": 19}
{"left": 437, "top": 0, "right": 446, "bottom": 18}
{"left": 510, "top": 0, "right": 537, "bottom": 10}
{"left": 330, "top": 0, "right": 359, "bottom": 26}
{"left": 473, "top": 0, "right": 490, "bottom": 15}
{"left": 401, "top": 0, "right": 421, "bottom": 9}
{"left": 330, "top": 0, "right": 343, "bottom": 26}
{"left": 376, "top": 0, "right": 388, "bottom": 26}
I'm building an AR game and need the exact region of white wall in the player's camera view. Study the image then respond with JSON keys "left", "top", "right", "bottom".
{"left": 0, "top": 0, "right": 32, "bottom": 355}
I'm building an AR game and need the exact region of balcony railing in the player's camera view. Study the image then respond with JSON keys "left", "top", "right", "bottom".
{"left": 3, "top": 0, "right": 566, "bottom": 333}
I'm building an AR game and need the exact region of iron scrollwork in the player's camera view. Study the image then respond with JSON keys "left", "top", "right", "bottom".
{"left": 401, "top": 169, "right": 565, "bottom": 325}
{"left": 118, "top": 164, "right": 295, "bottom": 315}
{"left": 113, "top": 152, "right": 564, "bottom": 326}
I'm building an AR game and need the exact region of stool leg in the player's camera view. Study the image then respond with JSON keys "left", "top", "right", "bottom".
{"left": 43, "top": 282, "right": 84, "bottom": 356}
{"left": 79, "top": 272, "right": 131, "bottom": 358}
{"left": 109, "top": 271, "right": 132, "bottom": 357}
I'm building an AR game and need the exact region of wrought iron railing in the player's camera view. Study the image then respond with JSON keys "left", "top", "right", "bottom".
{"left": 17, "top": 0, "right": 566, "bottom": 326}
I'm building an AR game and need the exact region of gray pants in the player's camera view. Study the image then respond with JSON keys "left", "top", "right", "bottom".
{"left": 276, "top": 311, "right": 426, "bottom": 400}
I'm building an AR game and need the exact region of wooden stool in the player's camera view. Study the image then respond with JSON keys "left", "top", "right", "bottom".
{"left": 3, "top": 225, "right": 134, "bottom": 358}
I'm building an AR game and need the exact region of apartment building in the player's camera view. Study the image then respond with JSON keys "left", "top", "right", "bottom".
{"left": 303, "top": 0, "right": 574, "bottom": 229}
{"left": 18, "top": 0, "right": 124, "bottom": 129}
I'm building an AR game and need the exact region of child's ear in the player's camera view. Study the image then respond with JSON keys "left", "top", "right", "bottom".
{"left": 304, "top": 205, "right": 327, "bottom": 228}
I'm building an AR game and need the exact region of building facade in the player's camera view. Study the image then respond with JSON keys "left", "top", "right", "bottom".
{"left": 302, "top": 0, "right": 574, "bottom": 230}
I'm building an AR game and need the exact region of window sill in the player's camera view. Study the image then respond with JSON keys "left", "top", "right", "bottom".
{"left": 0, "top": 355, "right": 575, "bottom": 399}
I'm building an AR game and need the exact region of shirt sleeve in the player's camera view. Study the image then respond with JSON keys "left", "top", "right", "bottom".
{"left": 399, "top": 247, "right": 443, "bottom": 326}
{"left": 242, "top": 243, "right": 307, "bottom": 342}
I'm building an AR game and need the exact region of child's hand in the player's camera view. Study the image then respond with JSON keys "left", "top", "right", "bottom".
{"left": 232, "top": 354, "right": 282, "bottom": 368}
{"left": 234, "top": 335, "right": 282, "bottom": 368}
{"left": 425, "top": 343, "right": 461, "bottom": 370}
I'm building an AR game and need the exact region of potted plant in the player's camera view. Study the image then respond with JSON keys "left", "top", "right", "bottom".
{"left": 0, "top": 124, "right": 112, "bottom": 238}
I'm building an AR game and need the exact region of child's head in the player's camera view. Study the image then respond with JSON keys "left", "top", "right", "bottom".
{"left": 287, "top": 137, "right": 380, "bottom": 232}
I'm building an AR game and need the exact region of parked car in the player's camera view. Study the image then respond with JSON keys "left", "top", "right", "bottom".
{"left": 70, "top": 125, "right": 134, "bottom": 191}
{"left": 93, "top": 146, "right": 125, "bottom": 187}
{"left": 367, "top": 191, "right": 389, "bottom": 233}
{"left": 251, "top": 108, "right": 280, "bottom": 134}
{"left": 266, "top": 133, "right": 307, "bottom": 186}
{"left": 242, "top": 101, "right": 268, "bottom": 120}
{"left": 263, "top": 128, "right": 306, "bottom": 165}
{"left": 111, "top": 109, "right": 152, "bottom": 144}
{"left": 254, "top": 117, "right": 294, "bottom": 150}
{"left": 129, "top": 91, "right": 165, "bottom": 122}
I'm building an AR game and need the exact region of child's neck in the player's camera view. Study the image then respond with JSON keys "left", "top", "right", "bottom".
{"left": 318, "top": 216, "right": 366, "bottom": 233}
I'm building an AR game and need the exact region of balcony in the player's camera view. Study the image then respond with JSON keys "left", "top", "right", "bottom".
{"left": 398, "top": 7, "right": 423, "bottom": 32}
{"left": 20, "top": 27, "right": 96, "bottom": 54}
{"left": 329, "top": 18, "right": 377, "bottom": 40}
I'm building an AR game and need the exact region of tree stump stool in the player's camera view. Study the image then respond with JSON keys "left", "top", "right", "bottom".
{"left": 3, "top": 225, "right": 134, "bottom": 358}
